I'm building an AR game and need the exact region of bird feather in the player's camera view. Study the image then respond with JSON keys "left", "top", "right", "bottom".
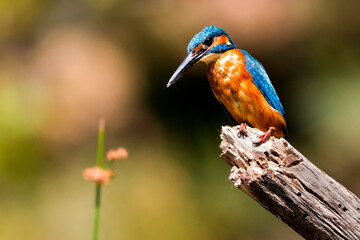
{"left": 241, "top": 50, "right": 285, "bottom": 117}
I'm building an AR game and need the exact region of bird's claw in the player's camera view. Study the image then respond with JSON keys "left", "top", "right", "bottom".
{"left": 252, "top": 127, "right": 275, "bottom": 146}
{"left": 237, "top": 123, "right": 248, "bottom": 139}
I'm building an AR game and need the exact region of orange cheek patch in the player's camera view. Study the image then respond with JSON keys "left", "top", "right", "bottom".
{"left": 212, "top": 35, "right": 230, "bottom": 47}
{"left": 194, "top": 35, "right": 231, "bottom": 54}
{"left": 193, "top": 44, "right": 204, "bottom": 54}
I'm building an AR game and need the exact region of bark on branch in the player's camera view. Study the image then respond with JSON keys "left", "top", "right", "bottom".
{"left": 220, "top": 125, "right": 360, "bottom": 240}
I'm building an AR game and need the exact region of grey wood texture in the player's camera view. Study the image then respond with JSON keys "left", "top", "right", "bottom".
{"left": 220, "top": 125, "right": 360, "bottom": 240}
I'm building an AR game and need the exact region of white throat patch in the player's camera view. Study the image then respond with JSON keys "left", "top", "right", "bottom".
{"left": 200, "top": 53, "right": 222, "bottom": 64}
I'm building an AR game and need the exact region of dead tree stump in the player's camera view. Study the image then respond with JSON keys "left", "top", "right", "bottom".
{"left": 220, "top": 125, "right": 360, "bottom": 240}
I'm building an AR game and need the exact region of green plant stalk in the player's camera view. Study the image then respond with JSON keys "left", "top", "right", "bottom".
{"left": 93, "top": 118, "right": 105, "bottom": 240}
{"left": 97, "top": 118, "right": 105, "bottom": 168}
{"left": 93, "top": 184, "right": 101, "bottom": 240}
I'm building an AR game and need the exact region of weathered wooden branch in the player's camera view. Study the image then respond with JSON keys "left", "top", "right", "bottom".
{"left": 220, "top": 125, "right": 360, "bottom": 240}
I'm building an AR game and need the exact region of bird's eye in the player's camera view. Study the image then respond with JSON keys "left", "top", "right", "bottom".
{"left": 203, "top": 37, "right": 214, "bottom": 47}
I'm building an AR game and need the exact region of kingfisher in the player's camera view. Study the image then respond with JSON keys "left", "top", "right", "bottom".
{"left": 167, "top": 26, "right": 287, "bottom": 145}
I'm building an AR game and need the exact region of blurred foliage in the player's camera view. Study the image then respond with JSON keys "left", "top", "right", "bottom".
{"left": 0, "top": 0, "right": 359, "bottom": 239}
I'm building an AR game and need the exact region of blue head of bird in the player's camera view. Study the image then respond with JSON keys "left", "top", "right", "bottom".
{"left": 167, "top": 26, "right": 236, "bottom": 87}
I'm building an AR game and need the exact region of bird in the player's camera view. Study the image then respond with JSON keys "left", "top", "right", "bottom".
{"left": 167, "top": 26, "right": 286, "bottom": 145}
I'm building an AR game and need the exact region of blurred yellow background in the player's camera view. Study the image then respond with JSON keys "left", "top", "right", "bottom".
{"left": 0, "top": 0, "right": 359, "bottom": 239}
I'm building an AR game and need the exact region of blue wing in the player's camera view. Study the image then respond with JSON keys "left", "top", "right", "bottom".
{"left": 241, "top": 50, "right": 285, "bottom": 116}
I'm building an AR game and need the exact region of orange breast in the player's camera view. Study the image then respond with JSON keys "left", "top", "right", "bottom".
{"left": 206, "top": 49, "right": 286, "bottom": 138}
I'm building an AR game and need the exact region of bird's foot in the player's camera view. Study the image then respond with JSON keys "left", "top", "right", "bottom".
{"left": 237, "top": 123, "right": 248, "bottom": 139}
{"left": 253, "top": 127, "right": 275, "bottom": 146}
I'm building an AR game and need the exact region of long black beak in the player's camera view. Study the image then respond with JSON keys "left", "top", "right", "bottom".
{"left": 167, "top": 50, "right": 207, "bottom": 88}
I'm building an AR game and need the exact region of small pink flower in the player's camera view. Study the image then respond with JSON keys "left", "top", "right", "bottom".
{"left": 107, "top": 147, "right": 128, "bottom": 161}
{"left": 83, "top": 167, "right": 114, "bottom": 185}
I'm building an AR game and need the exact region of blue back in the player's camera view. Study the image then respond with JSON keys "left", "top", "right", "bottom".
{"left": 241, "top": 50, "right": 285, "bottom": 116}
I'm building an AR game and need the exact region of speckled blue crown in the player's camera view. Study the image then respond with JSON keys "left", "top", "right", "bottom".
{"left": 187, "top": 26, "right": 234, "bottom": 54}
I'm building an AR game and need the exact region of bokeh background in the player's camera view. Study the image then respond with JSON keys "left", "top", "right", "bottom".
{"left": 1, "top": 0, "right": 360, "bottom": 239}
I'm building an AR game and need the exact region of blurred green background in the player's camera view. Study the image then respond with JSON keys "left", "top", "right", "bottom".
{"left": 1, "top": 0, "right": 360, "bottom": 239}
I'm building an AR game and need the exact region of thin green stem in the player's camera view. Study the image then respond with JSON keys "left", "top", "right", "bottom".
{"left": 93, "top": 184, "right": 101, "bottom": 240}
{"left": 92, "top": 118, "right": 106, "bottom": 240}
{"left": 97, "top": 118, "right": 105, "bottom": 167}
